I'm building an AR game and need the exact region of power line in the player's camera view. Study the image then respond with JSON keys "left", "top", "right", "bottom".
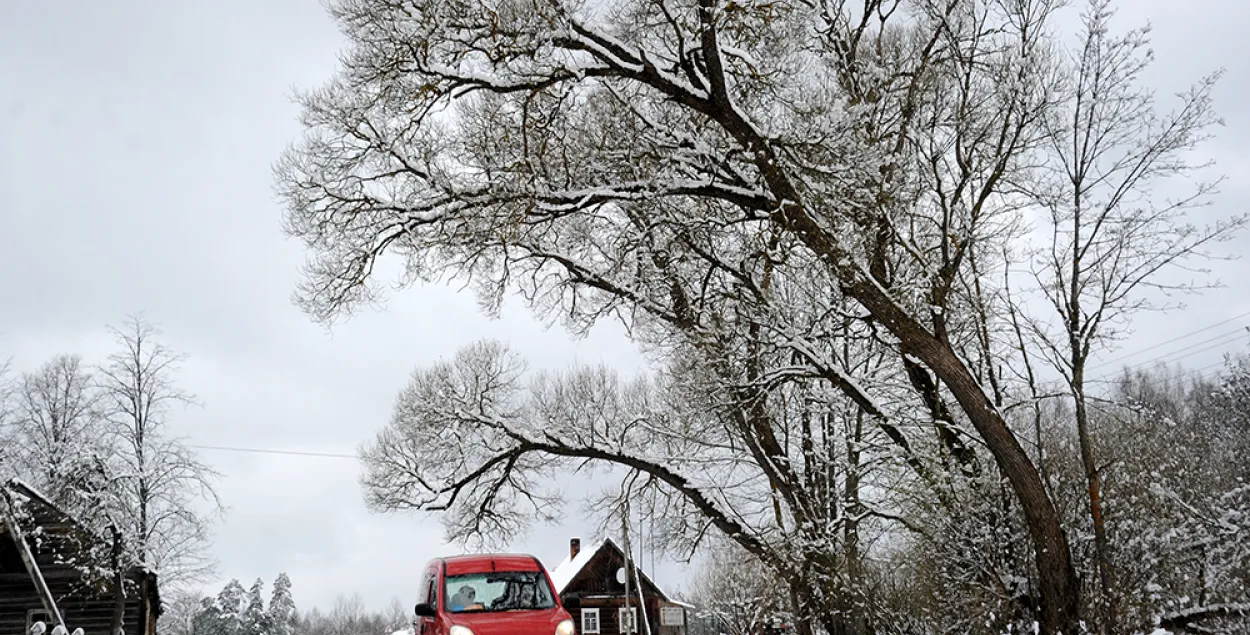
{"left": 185, "top": 313, "right": 1250, "bottom": 461}
{"left": 1090, "top": 326, "right": 1248, "bottom": 372}
{"left": 1091, "top": 329, "right": 1250, "bottom": 383}
{"left": 1086, "top": 309, "right": 1250, "bottom": 372}
{"left": 187, "top": 444, "right": 358, "bottom": 460}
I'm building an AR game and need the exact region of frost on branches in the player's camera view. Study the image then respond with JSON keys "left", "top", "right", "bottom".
{"left": 275, "top": 0, "right": 1248, "bottom": 633}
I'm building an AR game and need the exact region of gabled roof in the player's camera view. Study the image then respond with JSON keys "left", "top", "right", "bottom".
{"left": 2, "top": 479, "right": 97, "bottom": 536}
{"left": 550, "top": 538, "right": 608, "bottom": 594}
{"left": 549, "top": 537, "right": 692, "bottom": 608}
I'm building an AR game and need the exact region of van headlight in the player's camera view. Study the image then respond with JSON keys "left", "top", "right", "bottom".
{"left": 556, "top": 620, "right": 575, "bottom": 635}
{"left": 451, "top": 626, "right": 475, "bottom": 635}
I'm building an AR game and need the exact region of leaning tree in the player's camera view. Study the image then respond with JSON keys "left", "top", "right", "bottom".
{"left": 275, "top": 0, "right": 1234, "bottom": 632}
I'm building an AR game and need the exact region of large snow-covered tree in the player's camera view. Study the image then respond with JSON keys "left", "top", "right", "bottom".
{"left": 96, "top": 315, "right": 222, "bottom": 587}
{"left": 275, "top": 0, "right": 1241, "bottom": 632}
{"left": 268, "top": 573, "right": 297, "bottom": 635}
{"left": 216, "top": 579, "right": 248, "bottom": 635}
{"left": 243, "top": 579, "right": 269, "bottom": 635}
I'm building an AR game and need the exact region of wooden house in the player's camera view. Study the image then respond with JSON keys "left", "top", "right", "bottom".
{"left": 551, "top": 538, "right": 692, "bottom": 635}
{"left": 0, "top": 480, "right": 161, "bottom": 635}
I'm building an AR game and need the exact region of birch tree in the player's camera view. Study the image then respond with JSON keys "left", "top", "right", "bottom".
{"left": 161, "top": 589, "right": 209, "bottom": 635}
{"left": 1019, "top": 2, "right": 1243, "bottom": 631}
{"left": 96, "top": 315, "right": 222, "bottom": 587}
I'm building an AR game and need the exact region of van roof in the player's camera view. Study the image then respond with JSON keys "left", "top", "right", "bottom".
{"left": 438, "top": 553, "right": 548, "bottom": 576}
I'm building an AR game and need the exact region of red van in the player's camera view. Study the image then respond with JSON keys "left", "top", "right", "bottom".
{"left": 413, "top": 554, "right": 579, "bottom": 635}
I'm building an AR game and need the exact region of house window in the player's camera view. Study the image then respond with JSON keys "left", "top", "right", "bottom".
{"left": 27, "top": 610, "right": 52, "bottom": 634}
{"left": 618, "top": 607, "right": 638, "bottom": 634}
{"left": 660, "top": 607, "right": 685, "bottom": 627}
{"left": 582, "top": 608, "right": 601, "bottom": 634}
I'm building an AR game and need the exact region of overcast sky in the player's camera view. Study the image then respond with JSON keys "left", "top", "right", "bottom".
{"left": 2, "top": 0, "right": 1248, "bottom": 615}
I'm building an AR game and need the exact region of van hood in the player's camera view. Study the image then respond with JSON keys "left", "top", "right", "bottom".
{"left": 450, "top": 610, "right": 570, "bottom": 635}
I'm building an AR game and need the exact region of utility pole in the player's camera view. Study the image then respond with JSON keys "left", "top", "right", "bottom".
{"left": 622, "top": 507, "right": 632, "bottom": 635}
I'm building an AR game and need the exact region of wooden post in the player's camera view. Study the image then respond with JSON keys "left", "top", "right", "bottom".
{"left": 621, "top": 497, "right": 652, "bottom": 635}
{"left": 622, "top": 510, "right": 631, "bottom": 635}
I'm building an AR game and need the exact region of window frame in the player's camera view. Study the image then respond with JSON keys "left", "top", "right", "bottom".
{"left": 582, "top": 608, "right": 601, "bottom": 634}
{"left": 426, "top": 577, "right": 438, "bottom": 609}
{"left": 618, "top": 607, "right": 638, "bottom": 634}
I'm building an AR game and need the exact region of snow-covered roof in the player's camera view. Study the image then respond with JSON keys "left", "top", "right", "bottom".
{"left": 1, "top": 478, "right": 106, "bottom": 542}
{"left": 5, "top": 478, "right": 57, "bottom": 510}
{"left": 550, "top": 538, "right": 608, "bottom": 593}
{"left": 549, "top": 537, "right": 692, "bottom": 609}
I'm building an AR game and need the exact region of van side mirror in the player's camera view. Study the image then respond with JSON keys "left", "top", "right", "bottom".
{"left": 563, "top": 596, "right": 581, "bottom": 610}
{"left": 415, "top": 603, "right": 437, "bottom": 617}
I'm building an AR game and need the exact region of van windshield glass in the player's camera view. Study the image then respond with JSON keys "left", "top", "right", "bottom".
{"left": 444, "top": 570, "right": 556, "bottom": 613}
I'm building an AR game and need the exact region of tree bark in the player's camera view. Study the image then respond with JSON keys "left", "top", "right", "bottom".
{"left": 1073, "top": 369, "right": 1114, "bottom": 633}
{"left": 902, "top": 324, "right": 1080, "bottom": 635}
{"left": 109, "top": 525, "right": 126, "bottom": 635}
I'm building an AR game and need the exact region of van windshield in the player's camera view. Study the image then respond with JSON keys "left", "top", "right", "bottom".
{"left": 444, "top": 570, "right": 557, "bottom": 613}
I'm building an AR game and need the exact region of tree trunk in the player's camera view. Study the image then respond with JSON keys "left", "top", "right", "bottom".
{"left": 1068, "top": 198, "right": 1114, "bottom": 633}
{"left": 833, "top": 263, "right": 1081, "bottom": 635}
{"left": 842, "top": 411, "right": 865, "bottom": 635}
{"left": 908, "top": 331, "right": 1080, "bottom": 634}
{"left": 109, "top": 526, "right": 126, "bottom": 635}
{"left": 1072, "top": 373, "right": 1114, "bottom": 633}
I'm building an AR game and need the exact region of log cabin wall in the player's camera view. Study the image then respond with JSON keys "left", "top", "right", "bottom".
{"left": 572, "top": 597, "right": 685, "bottom": 635}
{"left": 1, "top": 484, "right": 157, "bottom": 635}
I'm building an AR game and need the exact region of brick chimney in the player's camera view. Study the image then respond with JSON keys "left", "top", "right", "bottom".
{"left": 570, "top": 537, "right": 581, "bottom": 560}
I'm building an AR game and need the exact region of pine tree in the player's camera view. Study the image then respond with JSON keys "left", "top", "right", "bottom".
{"left": 191, "top": 597, "right": 223, "bottom": 635}
{"left": 216, "top": 580, "right": 247, "bottom": 635}
{"left": 243, "top": 579, "right": 269, "bottom": 635}
{"left": 268, "top": 573, "right": 297, "bottom": 635}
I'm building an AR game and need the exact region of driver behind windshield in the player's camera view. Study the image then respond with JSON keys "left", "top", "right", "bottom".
{"left": 450, "top": 586, "right": 477, "bottom": 612}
